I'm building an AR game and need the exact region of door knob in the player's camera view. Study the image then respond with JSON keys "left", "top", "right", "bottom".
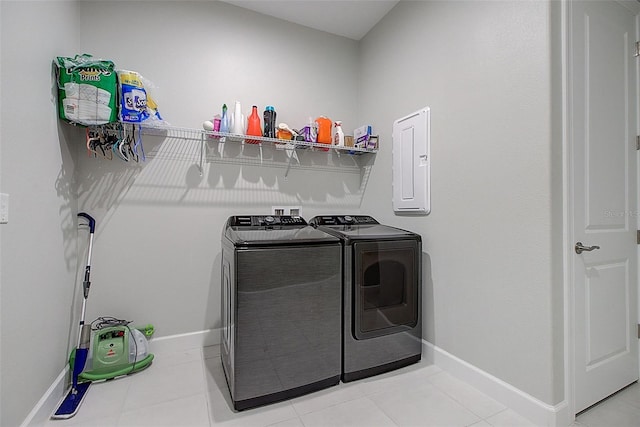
{"left": 575, "top": 242, "right": 600, "bottom": 254}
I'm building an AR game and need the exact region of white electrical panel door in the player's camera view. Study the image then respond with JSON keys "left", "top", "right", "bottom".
{"left": 392, "top": 107, "right": 430, "bottom": 214}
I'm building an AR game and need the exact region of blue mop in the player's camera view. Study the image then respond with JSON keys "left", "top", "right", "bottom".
{"left": 52, "top": 213, "right": 96, "bottom": 419}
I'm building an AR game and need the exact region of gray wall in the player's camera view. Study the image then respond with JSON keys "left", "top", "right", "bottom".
{"left": 357, "top": 0, "right": 563, "bottom": 404}
{"left": 73, "top": 1, "right": 362, "bottom": 338}
{"left": 0, "top": 2, "right": 81, "bottom": 426}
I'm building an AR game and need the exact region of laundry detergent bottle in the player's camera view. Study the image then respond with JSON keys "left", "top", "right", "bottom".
{"left": 246, "top": 105, "right": 262, "bottom": 144}
{"left": 315, "top": 116, "right": 332, "bottom": 151}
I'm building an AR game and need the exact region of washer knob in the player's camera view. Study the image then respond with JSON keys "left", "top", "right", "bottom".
{"left": 343, "top": 215, "right": 354, "bottom": 223}
{"left": 264, "top": 216, "right": 275, "bottom": 224}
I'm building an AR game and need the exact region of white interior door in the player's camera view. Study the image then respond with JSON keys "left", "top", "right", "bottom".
{"left": 570, "top": 0, "right": 639, "bottom": 414}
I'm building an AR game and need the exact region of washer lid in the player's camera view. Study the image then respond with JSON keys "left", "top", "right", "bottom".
{"left": 224, "top": 216, "right": 339, "bottom": 246}
{"left": 309, "top": 216, "right": 421, "bottom": 243}
{"left": 225, "top": 227, "right": 340, "bottom": 246}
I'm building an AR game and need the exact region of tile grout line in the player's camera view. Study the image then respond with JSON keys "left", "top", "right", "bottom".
{"left": 289, "top": 383, "right": 366, "bottom": 418}
{"left": 264, "top": 416, "right": 305, "bottom": 427}
{"left": 479, "top": 408, "right": 510, "bottom": 426}
{"left": 292, "top": 395, "right": 358, "bottom": 418}
{"left": 361, "top": 395, "right": 401, "bottom": 427}
{"left": 426, "top": 374, "right": 505, "bottom": 422}
{"left": 200, "top": 354, "right": 215, "bottom": 427}
{"left": 114, "top": 379, "right": 134, "bottom": 427}
{"left": 117, "top": 354, "right": 208, "bottom": 420}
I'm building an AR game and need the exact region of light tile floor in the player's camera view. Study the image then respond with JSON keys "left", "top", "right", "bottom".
{"left": 41, "top": 345, "right": 640, "bottom": 427}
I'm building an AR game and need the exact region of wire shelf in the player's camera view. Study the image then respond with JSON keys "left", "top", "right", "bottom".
{"left": 138, "top": 125, "right": 378, "bottom": 154}
{"left": 87, "top": 123, "right": 377, "bottom": 179}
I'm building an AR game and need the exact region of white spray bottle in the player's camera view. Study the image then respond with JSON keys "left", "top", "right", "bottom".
{"left": 334, "top": 121, "right": 345, "bottom": 147}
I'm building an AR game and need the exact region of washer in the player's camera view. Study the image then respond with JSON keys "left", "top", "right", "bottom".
{"left": 309, "top": 215, "right": 422, "bottom": 382}
{"left": 220, "top": 215, "right": 342, "bottom": 410}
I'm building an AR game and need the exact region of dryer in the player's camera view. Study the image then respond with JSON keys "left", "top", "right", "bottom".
{"left": 309, "top": 215, "right": 422, "bottom": 382}
{"left": 221, "top": 215, "right": 342, "bottom": 410}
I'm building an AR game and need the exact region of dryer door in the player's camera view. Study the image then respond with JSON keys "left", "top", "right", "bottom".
{"left": 353, "top": 239, "right": 419, "bottom": 340}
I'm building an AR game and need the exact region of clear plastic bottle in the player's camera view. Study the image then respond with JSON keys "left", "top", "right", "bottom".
{"left": 219, "top": 104, "right": 229, "bottom": 142}
{"left": 309, "top": 117, "right": 317, "bottom": 143}
{"left": 299, "top": 116, "right": 316, "bottom": 145}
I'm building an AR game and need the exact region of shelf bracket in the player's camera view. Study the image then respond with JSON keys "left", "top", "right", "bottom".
{"left": 284, "top": 147, "right": 298, "bottom": 178}
{"left": 199, "top": 132, "right": 205, "bottom": 176}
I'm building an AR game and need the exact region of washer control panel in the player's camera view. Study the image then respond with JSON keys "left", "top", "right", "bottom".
{"left": 310, "top": 215, "right": 379, "bottom": 226}
{"left": 229, "top": 215, "right": 307, "bottom": 228}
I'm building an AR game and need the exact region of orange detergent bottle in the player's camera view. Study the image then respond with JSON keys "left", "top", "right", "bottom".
{"left": 315, "top": 116, "right": 332, "bottom": 151}
{"left": 246, "top": 105, "right": 262, "bottom": 144}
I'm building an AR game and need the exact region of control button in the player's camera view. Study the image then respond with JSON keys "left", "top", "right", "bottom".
{"left": 264, "top": 216, "right": 275, "bottom": 224}
{"left": 343, "top": 215, "right": 354, "bottom": 223}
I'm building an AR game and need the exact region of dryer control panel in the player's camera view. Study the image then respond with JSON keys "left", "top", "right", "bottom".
{"left": 228, "top": 215, "right": 307, "bottom": 228}
{"left": 310, "top": 215, "right": 379, "bottom": 226}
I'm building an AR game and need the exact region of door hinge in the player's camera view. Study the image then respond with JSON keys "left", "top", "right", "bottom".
{"left": 636, "top": 136, "right": 640, "bottom": 150}
{"left": 637, "top": 230, "right": 640, "bottom": 244}
{"left": 635, "top": 41, "right": 640, "bottom": 57}
{"left": 637, "top": 324, "right": 640, "bottom": 339}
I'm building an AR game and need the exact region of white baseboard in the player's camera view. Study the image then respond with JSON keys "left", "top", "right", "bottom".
{"left": 21, "top": 328, "right": 220, "bottom": 427}
{"left": 423, "top": 340, "right": 570, "bottom": 427}
{"left": 20, "top": 368, "right": 69, "bottom": 427}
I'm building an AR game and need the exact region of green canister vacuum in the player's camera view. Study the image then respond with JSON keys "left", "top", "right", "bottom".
{"left": 52, "top": 213, "right": 154, "bottom": 420}
{"left": 69, "top": 318, "right": 155, "bottom": 382}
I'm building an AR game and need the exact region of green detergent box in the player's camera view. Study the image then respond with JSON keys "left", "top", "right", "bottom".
{"left": 55, "top": 54, "right": 118, "bottom": 126}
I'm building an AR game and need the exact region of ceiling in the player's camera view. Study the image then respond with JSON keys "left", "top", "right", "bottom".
{"left": 220, "top": 0, "right": 400, "bottom": 40}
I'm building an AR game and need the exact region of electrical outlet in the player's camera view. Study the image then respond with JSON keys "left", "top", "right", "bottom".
{"left": 289, "top": 207, "right": 301, "bottom": 217}
{"left": 0, "top": 193, "right": 8, "bottom": 224}
{"left": 271, "top": 206, "right": 302, "bottom": 217}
